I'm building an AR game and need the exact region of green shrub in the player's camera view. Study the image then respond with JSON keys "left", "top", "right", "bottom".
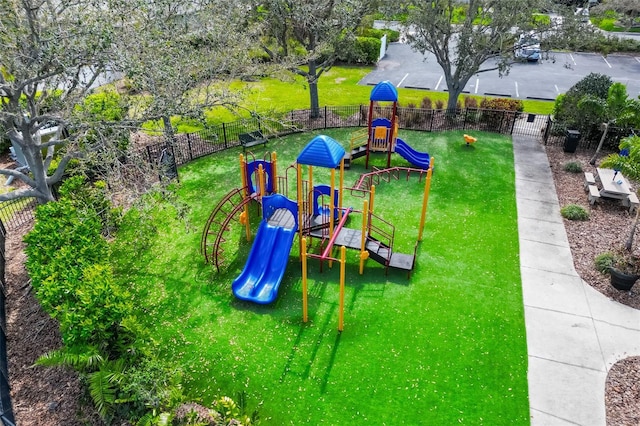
{"left": 359, "top": 28, "right": 400, "bottom": 42}
{"left": 480, "top": 97, "right": 524, "bottom": 112}
{"left": 336, "top": 36, "right": 381, "bottom": 64}
{"left": 560, "top": 204, "right": 590, "bottom": 221}
{"left": 24, "top": 176, "right": 130, "bottom": 353}
{"left": 563, "top": 161, "right": 583, "bottom": 173}
{"left": 594, "top": 251, "right": 615, "bottom": 274}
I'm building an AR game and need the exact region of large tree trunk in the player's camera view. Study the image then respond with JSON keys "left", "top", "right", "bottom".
{"left": 446, "top": 86, "right": 463, "bottom": 113}
{"left": 308, "top": 60, "right": 320, "bottom": 119}
{"left": 7, "top": 131, "right": 56, "bottom": 204}
{"left": 162, "top": 115, "right": 175, "bottom": 147}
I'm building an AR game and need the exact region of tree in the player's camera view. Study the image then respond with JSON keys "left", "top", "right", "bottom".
{"left": 255, "top": 0, "right": 372, "bottom": 117}
{"left": 592, "top": 0, "right": 640, "bottom": 31}
{"left": 579, "top": 82, "right": 640, "bottom": 164}
{"left": 552, "top": 72, "right": 613, "bottom": 139}
{"left": 0, "top": 0, "right": 117, "bottom": 202}
{"left": 112, "top": 0, "right": 258, "bottom": 148}
{"left": 405, "top": 0, "right": 543, "bottom": 111}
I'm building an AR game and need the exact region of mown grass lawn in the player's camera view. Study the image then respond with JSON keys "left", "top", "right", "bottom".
{"left": 194, "top": 65, "right": 553, "bottom": 129}
{"left": 116, "top": 129, "right": 528, "bottom": 424}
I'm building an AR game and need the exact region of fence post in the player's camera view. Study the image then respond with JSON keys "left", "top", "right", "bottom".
{"left": 463, "top": 108, "right": 468, "bottom": 130}
{"left": 187, "top": 133, "right": 193, "bottom": 162}
{"left": 324, "top": 106, "right": 328, "bottom": 129}
{"left": 510, "top": 111, "right": 518, "bottom": 135}
{"left": 222, "top": 123, "right": 228, "bottom": 149}
{"left": 543, "top": 115, "right": 552, "bottom": 144}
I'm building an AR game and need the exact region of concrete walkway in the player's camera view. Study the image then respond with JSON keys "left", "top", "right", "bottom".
{"left": 513, "top": 135, "right": 640, "bottom": 425}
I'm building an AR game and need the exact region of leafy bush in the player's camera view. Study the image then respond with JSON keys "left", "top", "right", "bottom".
{"left": 563, "top": 161, "right": 583, "bottom": 173}
{"left": 24, "top": 176, "right": 131, "bottom": 352}
{"left": 553, "top": 73, "right": 613, "bottom": 136}
{"left": 78, "top": 90, "right": 128, "bottom": 122}
{"left": 594, "top": 251, "right": 615, "bottom": 274}
{"left": 560, "top": 204, "right": 590, "bottom": 221}
{"left": 359, "top": 28, "right": 400, "bottom": 42}
{"left": 464, "top": 96, "right": 478, "bottom": 109}
{"left": 336, "top": 36, "right": 381, "bottom": 64}
{"left": 420, "top": 97, "right": 432, "bottom": 109}
{"left": 480, "top": 97, "right": 524, "bottom": 112}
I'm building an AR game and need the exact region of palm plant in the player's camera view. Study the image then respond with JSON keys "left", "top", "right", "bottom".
{"left": 579, "top": 82, "right": 640, "bottom": 165}
{"left": 601, "top": 134, "right": 640, "bottom": 251}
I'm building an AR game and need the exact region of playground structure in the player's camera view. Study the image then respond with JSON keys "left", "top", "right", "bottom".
{"left": 345, "top": 81, "right": 431, "bottom": 170}
{"left": 200, "top": 134, "right": 434, "bottom": 327}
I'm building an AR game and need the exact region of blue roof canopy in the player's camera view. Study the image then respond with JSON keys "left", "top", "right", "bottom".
{"left": 370, "top": 81, "right": 398, "bottom": 102}
{"left": 297, "top": 135, "right": 346, "bottom": 168}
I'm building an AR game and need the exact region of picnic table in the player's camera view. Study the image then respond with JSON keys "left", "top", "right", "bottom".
{"left": 595, "top": 168, "right": 639, "bottom": 212}
{"left": 597, "top": 168, "right": 631, "bottom": 199}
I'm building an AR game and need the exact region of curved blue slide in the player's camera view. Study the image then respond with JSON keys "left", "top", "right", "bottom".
{"left": 395, "top": 138, "right": 430, "bottom": 169}
{"left": 232, "top": 220, "right": 296, "bottom": 304}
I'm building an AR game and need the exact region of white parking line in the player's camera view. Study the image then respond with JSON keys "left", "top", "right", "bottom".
{"left": 397, "top": 73, "right": 409, "bottom": 88}
{"left": 635, "top": 57, "right": 640, "bottom": 64}
{"left": 569, "top": 53, "right": 576, "bottom": 66}
{"left": 515, "top": 81, "right": 519, "bottom": 98}
{"left": 555, "top": 84, "right": 560, "bottom": 93}
{"left": 475, "top": 78, "right": 479, "bottom": 94}
{"left": 602, "top": 56, "right": 612, "bottom": 68}
{"left": 435, "top": 75, "right": 443, "bottom": 91}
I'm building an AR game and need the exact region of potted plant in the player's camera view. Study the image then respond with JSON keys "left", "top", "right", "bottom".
{"left": 595, "top": 251, "right": 640, "bottom": 291}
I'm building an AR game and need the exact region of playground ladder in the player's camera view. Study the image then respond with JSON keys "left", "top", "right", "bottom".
{"left": 201, "top": 187, "right": 254, "bottom": 272}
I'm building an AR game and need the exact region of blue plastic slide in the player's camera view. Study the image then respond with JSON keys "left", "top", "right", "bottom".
{"left": 395, "top": 138, "right": 430, "bottom": 169}
{"left": 232, "top": 220, "right": 296, "bottom": 304}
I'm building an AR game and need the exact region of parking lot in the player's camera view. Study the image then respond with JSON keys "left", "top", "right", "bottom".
{"left": 359, "top": 42, "right": 640, "bottom": 101}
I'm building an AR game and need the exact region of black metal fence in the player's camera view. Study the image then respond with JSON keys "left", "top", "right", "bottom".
{"left": 141, "top": 106, "right": 550, "bottom": 167}
{"left": 0, "top": 197, "right": 36, "bottom": 232}
{"left": 0, "top": 220, "right": 16, "bottom": 426}
{"left": 543, "top": 118, "right": 639, "bottom": 151}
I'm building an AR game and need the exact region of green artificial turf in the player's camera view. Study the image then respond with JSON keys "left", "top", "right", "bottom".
{"left": 114, "top": 129, "right": 528, "bottom": 425}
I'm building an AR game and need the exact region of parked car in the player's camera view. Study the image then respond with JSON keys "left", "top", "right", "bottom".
{"left": 514, "top": 32, "right": 541, "bottom": 62}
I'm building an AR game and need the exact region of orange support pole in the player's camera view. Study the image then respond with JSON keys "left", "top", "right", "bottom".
{"left": 297, "top": 164, "right": 304, "bottom": 254}
{"left": 239, "top": 154, "right": 248, "bottom": 197}
{"left": 271, "top": 152, "right": 278, "bottom": 194}
{"left": 359, "top": 199, "right": 369, "bottom": 275}
{"left": 418, "top": 158, "right": 434, "bottom": 241}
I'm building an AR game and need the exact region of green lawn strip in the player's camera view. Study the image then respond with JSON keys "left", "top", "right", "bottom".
{"left": 201, "top": 66, "right": 552, "bottom": 128}
{"left": 114, "top": 129, "right": 528, "bottom": 424}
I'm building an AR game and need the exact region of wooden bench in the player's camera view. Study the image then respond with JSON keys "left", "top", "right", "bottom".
{"left": 583, "top": 172, "right": 596, "bottom": 191}
{"left": 588, "top": 184, "right": 600, "bottom": 205}
{"left": 627, "top": 192, "right": 639, "bottom": 213}
{"left": 239, "top": 130, "right": 268, "bottom": 152}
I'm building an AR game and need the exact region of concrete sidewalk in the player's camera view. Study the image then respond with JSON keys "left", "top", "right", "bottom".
{"left": 513, "top": 135, "right": 640, "bottom": 425}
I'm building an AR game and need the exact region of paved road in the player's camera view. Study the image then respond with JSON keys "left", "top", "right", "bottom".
{"left": 360, "top": 42, "right": 640, "bottom": 101}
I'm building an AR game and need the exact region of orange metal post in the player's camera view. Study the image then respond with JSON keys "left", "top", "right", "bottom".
{"left": 271, "top": 152, "right": 278, "bottom": 194}
{"left": 418, "top": 158, "right": 434, "bottom": 241}
{"left": 297, "top": 164, "right": 304, "bottom": 254}
{"left": 359, "top": 199, "right": 369, "bottom": 275}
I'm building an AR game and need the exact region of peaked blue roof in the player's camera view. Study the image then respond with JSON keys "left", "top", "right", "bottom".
{"left": 297, "top": 135, "right": 346, "bottom": 168}
{"left": 370, "top": 81, "right": 398, "bottom": 102}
